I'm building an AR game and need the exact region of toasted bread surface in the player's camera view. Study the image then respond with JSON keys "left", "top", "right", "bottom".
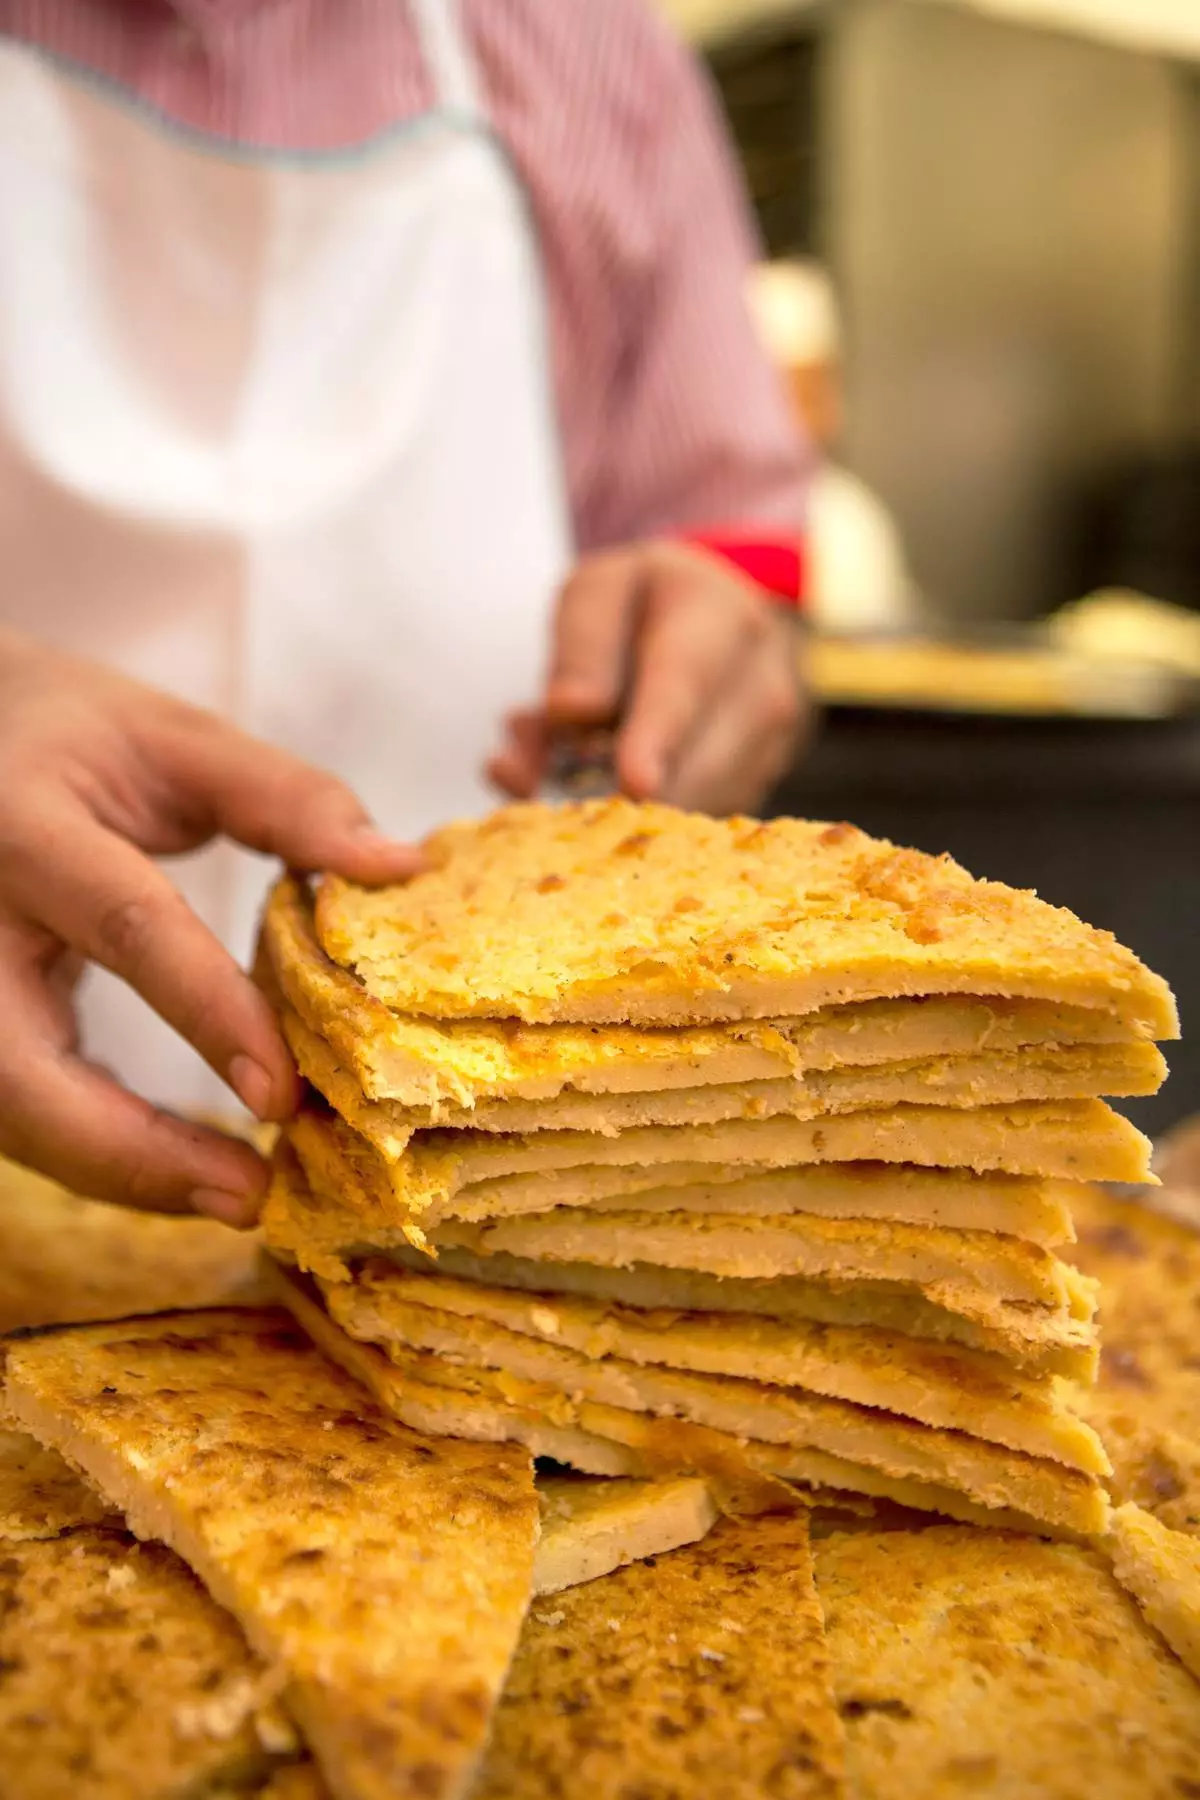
{"left": 0, "top": 1154, "right": 264, "bottom": 1333}
{"left": 314, "top": 802, "right": 1176, "bottom": 1031}
{"left": 0, "top": 1526, "right": 289, "bottom": 1800}
{"left": 815, "top": 1525, "right": 1200, "bottom": 1798}
{"left": 534, "top": 1474, "right": 719, "bottom": 1594}
{"left": 1097, "top": 1420, "right": 1200, "bottom": 1537}
{"left": 267, "top": 874, "right": 1149, "bottom": 1102}
{"left": 1109, "top": 1502, "right": 1200, "bottom": 1680}
{"left": 476, "top": 1511, "right": 847, "bottom": 1800}
{"left": 0, "top": 1427, "right": 118, "bottom": 1540}
{"left": 1069, "top": 1186, "right": 1200, "bottom": 1453}
{"left": 251, "top": 1766, "right": 327, "bottom": 1800}
{"left": 3, "top": 1308, "right": 539, "bottom": 1800}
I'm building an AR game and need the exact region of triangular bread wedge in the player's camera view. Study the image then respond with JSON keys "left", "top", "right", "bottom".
{"left": 429, "top": 1208, "right": 1074, "bottom": 1307}
{"left": 264, "top": 873, "right": 1144, "bottom": 1107}
{"left": 574, "top": 1162, "right": 1080, "bottom": 1247}
{"left": 0, "top": 1152, "right": 265, "bottom": 1333}
{"left": 278, "top": 1264, "right": 1106, "bottom": 1535}
{"left": 534, "top": 1474, "right": 719, "bottom": 1595}
{"left": 0, "top": 1512, "right": 296, "bottom": 1799}
{"left": 1108, "top": 1502, "right": 1200, "bottom": 1680}
{"left": 323, "top": 1262, "right": 1107, "bottom": 1471}
{"left": 0, "top": 1431, "right": 305, "bottom": 1788}
{"left": 265, "top": 1152, "right": 1099, "bottom": 1379}
{"left": 277, "top": 1116, "right": 1091, "bottom": 1247}
{"left": 314, "top": 801, "right": 1176, "bottom": 1032}
{"left": 0, "top": 1426, "right": 117, "bottom": 1540}
{"left": 1069, "top": 1186, "right": 1200, "bottom": 1451}
{"left": 339, "top": 1306, "right": 1107, "bottom": 1533}
{"left": 287, "top": 1100, "right": 1153, "bottom": 1229}
{"left": 815, "top": 1525, "right": 1200, "bottom": 1797}
{"left": 282, "top": 996, "right": 1163, "bottom": 1155}
{"left": 1096, "top": 1419, "right": 1200, "bottom": 1537}
{"left": 269, "top": 1262, "right": 1090, "bottom": 1537}
{"left": 3, "top": 1310, "right": 540, "bottom": 1800}
{"left": 476, "top": 1513, "right": 848, "bottom": 1800}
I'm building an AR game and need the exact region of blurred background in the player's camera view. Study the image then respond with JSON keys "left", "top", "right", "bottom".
{"left": 662, "top": 0, "right": 1198, "bottom": 1132}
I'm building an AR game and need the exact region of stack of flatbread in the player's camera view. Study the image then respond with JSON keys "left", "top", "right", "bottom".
{"left": 257, "top": 799, "right": 1176, "bottom": 1539}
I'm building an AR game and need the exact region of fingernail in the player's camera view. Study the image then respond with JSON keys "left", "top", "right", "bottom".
{"left": 229, "top": 1054, "right": 275, "bottom": 1121}
{"left": 190, "top": 1187, "right": 260, "bottom": 1229}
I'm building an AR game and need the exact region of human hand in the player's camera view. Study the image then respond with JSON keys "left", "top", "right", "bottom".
{"left": 0, "top": 630, "right": 420, "bottom": 1224}
{"left": 489, "top": 542, "right": 807, "bottom": 815}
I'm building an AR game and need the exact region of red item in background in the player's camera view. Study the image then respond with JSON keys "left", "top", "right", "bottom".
{"left": 683, "top": 533, "right": 805, "bottom": 608}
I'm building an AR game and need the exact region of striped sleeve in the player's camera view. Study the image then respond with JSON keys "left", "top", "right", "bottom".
{"left": 576, "top": 22, "right": 810, "bottom": 585}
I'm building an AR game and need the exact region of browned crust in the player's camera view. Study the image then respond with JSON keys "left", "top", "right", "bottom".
{"left": 312, "top": 801, "right": 1177, "bottom": 1032}
{"left": 477, "top": 1512, "right": 847, "bottom": 1800}
{"left": 270, "top": 1264, "right": 1108, "bottom": 1539}
{"left": 0, "top": 1526, "right": 291, "bottom": 1799}
{"left": 815, "top": 1525, "right": 1200, "bottom": 1795}
{"left": 3, "top": 1307, "right": 540, "bottom": 1800}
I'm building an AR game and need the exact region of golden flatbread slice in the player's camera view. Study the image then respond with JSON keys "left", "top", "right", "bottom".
{"left": 265, "top": 874, "right": 1144, "bottom": 1107}
{"left": 1109, "top": 1502, "right": 1200, "bottom": 1680}
{"left": 381, "top": 1339, "right": 1106, "bottom": 1536}
{"left": 0, "top": 1526, "right": 295, "bottom": 1800}
{"left": 815, "top": 1525, "right": 1200, "bottom": 1798}
{"left": 534, "top": 1474, "right": 720, "bottom": 1595}
{"left": 314, "top": 801, "right": 1177, "bottom": 1031}
{"left": 1068, "top": 1186, "right": 1200, "bottom": 1448}
{"left": 324, "top": 1262, "right": 1107, "bottom": 1471}
{"left": 430, "top": 1208, "right": 1075, "bottom": 1307}
{"left": 1097, "top": 1420, "right": 1200, "bottom": 1537}
{"left": 271, "top": 1262, "right": 1089, "bottom": 1536}
{"left": 476, "top": 1512, "right": 847, "bottom": 1800}
{"left": 283, "top": 1111, "right": 1093, "bottom": 1247}
{"left": 0, "top": 1153, "right": 265, "bottom": 1333}
{"left": 3, "top": 1310, "right": 540, "bottom": 1800}
{"left": 288, "top": 1098, "right": 1153, "bottom": 1230}
{"left": 306, "top": 1272, "right": 1107, "bottom": 1534}
{"left": 265, "top": 1154, "right": 1099, "bottom": 1379}
{"left": 578, "top": 1163, "right": 1080, "bottom": 1247}
{"left": 283, "top": 998, "right": 1164, "bottom": 1155}
{"left": 0, "top": 1426, "right": 117, "bottom": 1541}
{"left": 388, "top": 1325, "right": 1106, "bottom": 1531}
{"left": 264, "top": 1261, "right": 649, "bottom": 1478}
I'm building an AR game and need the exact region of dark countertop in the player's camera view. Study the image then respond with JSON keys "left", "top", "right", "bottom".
{"left": 772, "top": 708, "right": 1200, "bottom": 1136}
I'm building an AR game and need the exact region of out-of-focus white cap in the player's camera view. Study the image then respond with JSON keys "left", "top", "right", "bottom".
{"left": 748, "top": 259, "right": 841, "bottom": 367}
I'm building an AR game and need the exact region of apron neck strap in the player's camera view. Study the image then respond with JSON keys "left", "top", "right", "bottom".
{"left": 409, "top": 0, "right": 484, "bottom": 119}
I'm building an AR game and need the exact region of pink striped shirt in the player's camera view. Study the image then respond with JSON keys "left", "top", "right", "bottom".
{"left": 0, "top": 1, "right": 808, "bottom": 585}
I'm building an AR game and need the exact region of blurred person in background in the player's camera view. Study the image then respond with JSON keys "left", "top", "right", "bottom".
{"left": 749, "top": 259, "right": 917, "bottom": 637}
{"left": 0, "top": 1, "right": 808, "bottom": 1217}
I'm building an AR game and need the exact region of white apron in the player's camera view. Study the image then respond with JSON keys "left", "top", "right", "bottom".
{"left": 0, "top": 0, "right": 571, "bottom": 1110}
